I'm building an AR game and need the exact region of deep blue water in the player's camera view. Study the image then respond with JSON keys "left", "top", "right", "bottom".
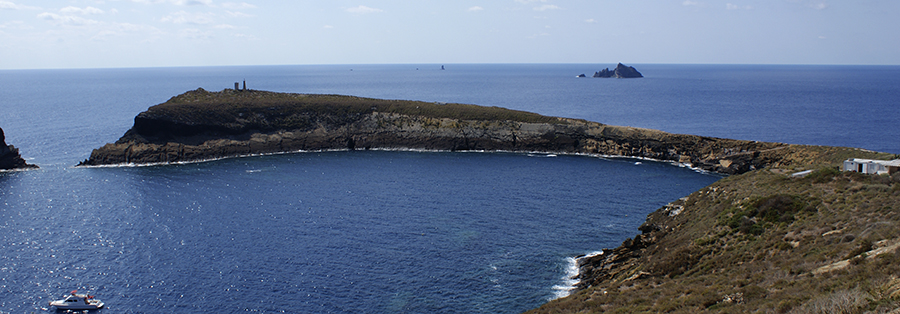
{"left": 1, "top": 64, "right": 897, "bottom": 313}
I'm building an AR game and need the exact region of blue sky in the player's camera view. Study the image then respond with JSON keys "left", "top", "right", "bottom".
{"left": 1, "top": 0, "right": 898, "bottom": 69}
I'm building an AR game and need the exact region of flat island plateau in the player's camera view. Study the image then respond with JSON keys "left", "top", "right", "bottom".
{"left": 80, "top": 89, "right": 900, "bottom": 313}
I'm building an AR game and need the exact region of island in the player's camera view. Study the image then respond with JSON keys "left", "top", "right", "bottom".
{"left": 593, "top": 63, "right": 643, "bottom": 78}
{"left": 82, "top": 88, "right": 796, "bottom": 174}
{"left": 80, "top": 89, "right": 900, "bottom": 312}
{"left": 0, "top": 127, "right": 38, "bottom": 170}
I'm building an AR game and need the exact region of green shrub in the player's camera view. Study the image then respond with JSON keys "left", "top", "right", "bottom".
{"left": 805, "top": 167, "right": 840, "bottom": 183}
{"left": 754, "top": 194, "right": 814, "bottom": 224}
{"left": 845, "top": 240, "right": 873, "bottom": 259}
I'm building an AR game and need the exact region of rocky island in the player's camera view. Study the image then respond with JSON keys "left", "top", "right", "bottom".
{"left": 593, "top": 63, "right": 643, "bottom": 78}
{"left": 80, "top": 89, "right": 900, "bottom": 312}
{"left": 84, "top": 88, "right": 801, "bottom": 174}
{"left": 0, "top": 127, "right": 38, "bottom": 170}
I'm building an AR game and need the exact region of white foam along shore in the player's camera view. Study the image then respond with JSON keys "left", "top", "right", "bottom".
{"left": 75, "top": 146, "right": 709, "bottom": 175}
{"left": 550, "top": 251, "right": 604, "bottom": 300}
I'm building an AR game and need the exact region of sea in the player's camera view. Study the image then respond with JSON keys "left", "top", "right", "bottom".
{"left": 0, "top": 64, "right": 897, "bottom": 313}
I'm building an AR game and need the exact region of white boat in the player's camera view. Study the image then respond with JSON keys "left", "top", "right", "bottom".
{"left": 49, "top": 290, "right": 104, "bottom": 310}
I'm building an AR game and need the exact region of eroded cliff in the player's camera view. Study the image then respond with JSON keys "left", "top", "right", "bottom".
{"left": 0, "top": 127, "right": 38, "bottom": 170}
{"left": 80, "top": 88, "right": 804, "bottom": 174}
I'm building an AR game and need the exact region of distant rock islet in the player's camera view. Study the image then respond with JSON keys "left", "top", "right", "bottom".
{"left": 0, "top": 127, "right": 38, "bottom": 170}
{"left": 577, "top": 63, "right": 643, "bottom": 78}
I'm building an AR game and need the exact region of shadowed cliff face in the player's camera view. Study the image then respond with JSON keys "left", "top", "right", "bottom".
{"left": 79, "top": 89, "right": 803, "bottom": 174}
{"left": 0, "top": 127, "right": 38, "bottom": 170}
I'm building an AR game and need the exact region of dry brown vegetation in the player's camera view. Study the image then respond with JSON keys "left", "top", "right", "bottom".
{"left": 530, "top": 165, "right": 900, "bottom": 313}
{"left": 150, "top": 88, "right": 562, "bottom": 125}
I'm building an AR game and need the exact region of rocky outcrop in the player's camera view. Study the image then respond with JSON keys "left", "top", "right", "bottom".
{"left": 0, "top": 127, "right": 38, "bottom": 170}
{"left": 531, "top": 154, "right": 900, "bottom": 312}
{"left": 593, "top": 63, "right": 643, "bottom": 78}
{"left": 79, "top": 89, "right": 796, "bottom": 174}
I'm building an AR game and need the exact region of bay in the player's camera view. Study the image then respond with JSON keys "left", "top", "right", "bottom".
{"left": 0, "top": 64, "right": 896, "bottom": 312}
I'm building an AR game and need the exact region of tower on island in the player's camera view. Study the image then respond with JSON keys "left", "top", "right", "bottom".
{"left": 234, "top": 80, "right": 248, "bottom": 91}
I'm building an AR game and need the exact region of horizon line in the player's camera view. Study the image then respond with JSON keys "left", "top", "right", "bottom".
{"left": 2, "top": 62, "right": 899, "bottom": 71}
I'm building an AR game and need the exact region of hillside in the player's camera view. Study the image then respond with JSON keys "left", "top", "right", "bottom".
{"left": 530, "top": 158, "right": 900, "bottom": 313}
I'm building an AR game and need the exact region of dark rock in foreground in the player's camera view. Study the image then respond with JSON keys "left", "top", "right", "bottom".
{"left": 593, "top": 63, "right": 643, "bottom": 78}
{"left": 0, "top": 127, "right": 38, "bottom": 170}
{"left": 80, "top": 89, "right": 821, "bottom": 175}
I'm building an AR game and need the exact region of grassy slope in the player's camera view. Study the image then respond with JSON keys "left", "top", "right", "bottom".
{"left": 530, "top": 150, "right": 900, "bottom": 313}
{"left": 146, "top": 88, "right": 562, "bottom": 125}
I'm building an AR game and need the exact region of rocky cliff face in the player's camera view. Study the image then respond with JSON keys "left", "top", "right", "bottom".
{"left": 80, "top": 89, "right": 801, "bottom": 174}
{"left": 593, "top": 63, "right": 643, "bottom": 78}
{"left": 0, "top": 129, "right": 38, "bottom": 170}
{"left": 531, "top": 160, "right": 900, "bottom": 313}
{"left": 0, "top": 127, "right": 38, "bottom": 170}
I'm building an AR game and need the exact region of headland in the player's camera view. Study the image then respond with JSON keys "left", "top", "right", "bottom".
{"left": 82, "top": 88, "right": 816, "bottom": 174}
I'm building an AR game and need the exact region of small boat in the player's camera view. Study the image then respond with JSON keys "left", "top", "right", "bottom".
{"left": 49, "top": 290, "right": 104, "bottom": 310}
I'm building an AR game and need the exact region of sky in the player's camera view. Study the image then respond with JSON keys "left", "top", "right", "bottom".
{"left": 1, "top": 0, "right": 899, "bottom": 69}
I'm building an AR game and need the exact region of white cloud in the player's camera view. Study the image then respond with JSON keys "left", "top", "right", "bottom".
{"left": 222, "top": 2, "right": 256, "bottom": 10}
{"left": 112, "top": 22, "right": 159, "bottom": 33}
{"left": 533, "top": 4, "right": 559, "bottom": 11}
{"left": 172, "top": 0, "right": 213, "bottom": 6}
{"left": 161, "top": 11, "right": 216, "bottom": 24}
{"left": 468, "top": 6, "right": 483, "bottom": 12}
{"left": 584, "top": 18, "right": 595, "bottom": 23}
{"left": 90, "top": 22, "right": 162, "bottom": 41}
{"left": 129, "top": 0, "right": 212, "bottom": 5}
{"left": 346, "top": 5, "right": 383, "bottom": 14}
{"left": 90, "top": 30, "right": 118, "bottom": 41}
{"left": 37, "top": 12, "right": 100, "bottom": 26}
{"left": 323, "top": 25, "right": 333, "bottom": 29}
{"left": 128, "top": 0, "right": 165, "bottom": 4}
{"left": 0, "top": 20, "right": 31, "bottom": 30}
{"left": 809, "top": 2, "right": 828, "bottom": 10}
{"left": 60, "top": 6, "right": 105, "bottom": 15}
{"left": 178, "top": 27, "right": 212, "bottom": 39}
{"left": 226, "top": 10, "right": 253, "bottom": 18}
{"left": 1, "top": 1, "right": 40, "bottom": 10}
{"left": 231, "top": 33, "right": 255, "bottom": 40}
{"left": 726, "top": 3, "right": 752, "bottom": 10}
{"left": 682, "top": 0, "right": 699, "bottom": 6}
{"left": 214, "top": 24, "right": 235, "bottom": 29}
{"left": 527, "top": 31, "right": 549, "bottom": 39}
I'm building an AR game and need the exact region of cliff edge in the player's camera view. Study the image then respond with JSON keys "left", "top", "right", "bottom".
{"left": 80, "top": 88, "right": 812, "bottom": 174}
{"left": 530, "top": 158, "right": 900, "bottom": 313}
{"left": 0, "top": 127, "right": 38, "bottom": 170}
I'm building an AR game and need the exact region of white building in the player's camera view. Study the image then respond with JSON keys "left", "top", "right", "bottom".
{"left": 842, "top": 158, "right": 900, "bottom": 175}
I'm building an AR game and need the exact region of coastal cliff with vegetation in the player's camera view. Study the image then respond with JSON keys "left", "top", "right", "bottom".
{"left": 0, "top": 127, "right": 38, "bottom": 170}
{"left": 80, "top": 89, "right": 900, "bottom": 312}
{"left": 84, "top": 88, "right": 803, "bottom": 173}
{"left": 530, "top": 156, "right": 900, "bottom": 313}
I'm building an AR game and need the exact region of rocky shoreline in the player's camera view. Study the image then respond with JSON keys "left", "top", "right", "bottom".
{"left": 0, "top": 127, "right": 38, "bottom": 171}
{"left": 79, "top": 88, "right": 804, "bottom": 175}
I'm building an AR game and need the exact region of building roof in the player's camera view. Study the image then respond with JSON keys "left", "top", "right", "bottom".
{"left": 846, "top": 158, "right": 900, "bottom": 167}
